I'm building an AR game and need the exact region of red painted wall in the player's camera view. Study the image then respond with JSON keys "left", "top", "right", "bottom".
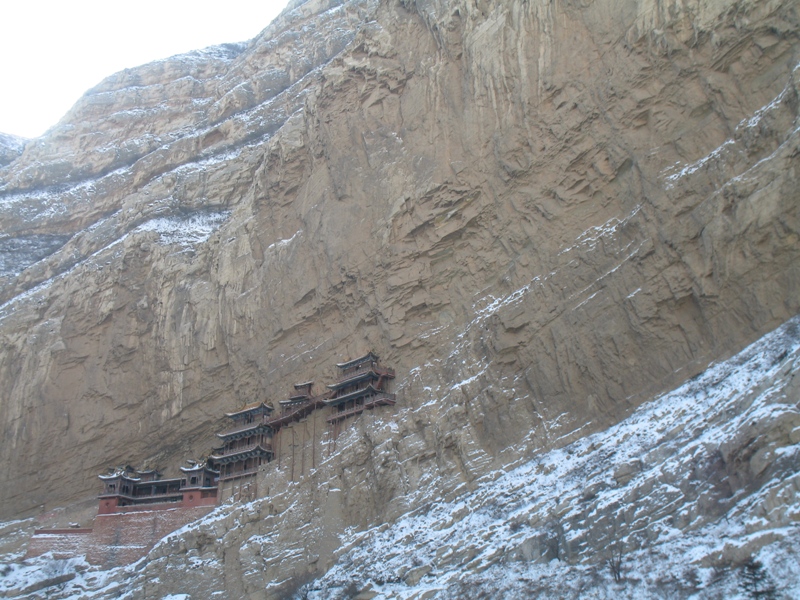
{"left": 181, "top": 489, "right": 218, "bottom": 508}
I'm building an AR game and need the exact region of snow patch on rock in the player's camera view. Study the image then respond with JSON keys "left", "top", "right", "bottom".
{"left": 136, "top": 211, "right": 230, "bottom": 247}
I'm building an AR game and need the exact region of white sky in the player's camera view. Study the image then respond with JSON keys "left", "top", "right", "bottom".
{"left": 0, "top": 0, "right": 290, "bottom": 139}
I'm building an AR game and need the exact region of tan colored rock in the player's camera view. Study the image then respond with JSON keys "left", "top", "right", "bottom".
{"left": 0, "top": 0, "right": 798, "bottom": 594}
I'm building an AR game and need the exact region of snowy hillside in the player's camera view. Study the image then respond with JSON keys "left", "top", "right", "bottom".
{"left": 297, "top": 317, "right": 800, "bottom": 599}
{"left": 0, "top": 133, "right": 25, "bottom": 167}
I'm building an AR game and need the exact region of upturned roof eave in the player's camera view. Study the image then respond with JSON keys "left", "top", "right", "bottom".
{"left": 335, "top": 351, "right": 380, "bottom": 369}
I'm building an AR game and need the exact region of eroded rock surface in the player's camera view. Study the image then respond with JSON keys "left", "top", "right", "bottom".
{"left": 0, "top": 134, "right": 26, "bottom": 168}
{"left": 0, "top": 0, "right": 798, "bottom": 595}
{"left": 135, "top": 314, "right": 800, "bottom": 599}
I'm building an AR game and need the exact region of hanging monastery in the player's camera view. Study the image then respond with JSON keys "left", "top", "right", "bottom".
{"left": 27, "top": 352, "right": 396, "bottom": 567}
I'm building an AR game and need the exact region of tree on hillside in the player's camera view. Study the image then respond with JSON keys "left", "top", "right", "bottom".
{"left": 739, "top": 557, "right": 776, "bottom": 599}
{"left": 607, "top": 542, "right": 624, "bottom": 583}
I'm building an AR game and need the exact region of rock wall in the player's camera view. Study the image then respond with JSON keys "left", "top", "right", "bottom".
{"left": 115, "top": 312, "right": 800, "bottom": 600}
{"left": 24, "top": 529, "right": 94, "bottom": 561}
{"left": 0, "top": 0, "right": 798, "bottom": 589}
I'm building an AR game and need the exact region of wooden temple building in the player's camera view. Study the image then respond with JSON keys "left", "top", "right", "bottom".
{"left": 325, "top": 352, "right": 396, "bottom": 426}
{"left": 20, "top": 352, "right": 401, "bottom": 568}
{"left": 96, "top": 352, "right": 396, "bottom": 510}
{"left": 210, "top": 401, "right": 275, "bottom": 481}
{"left": 98, "top": 463, "right": 218, "bottom": 514}
{"left": 267, "top": 381, "right": 327, "bottom": 430}
{"left": 179, "top": 462, "right": 219, "bottom": 507}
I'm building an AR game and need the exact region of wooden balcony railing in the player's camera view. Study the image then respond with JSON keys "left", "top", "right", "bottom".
{"left": 327, "top": 393, "right": 396, "bottom": 424}
{"left": 99, "top": 491, "right": 183, "bottom": 501}
{"left": 267, "top": 396, "right": 327, "bottom": 429}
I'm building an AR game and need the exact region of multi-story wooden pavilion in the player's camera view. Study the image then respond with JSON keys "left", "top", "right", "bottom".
{"left": 324, "top": 352, "right": 396, "bottom": 425}
{"left": 96, "top": 353, "right": 398, "bottom": 510}
{"left": 210, "top": 401, "right": 274, "bottom": 481}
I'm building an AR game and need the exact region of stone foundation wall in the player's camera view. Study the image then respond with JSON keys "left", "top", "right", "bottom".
{"left": 26, "top": 505, "right": 215, "bottom": 568}
{"left": 25, "top": 529, "right": 94, "bottom": 560}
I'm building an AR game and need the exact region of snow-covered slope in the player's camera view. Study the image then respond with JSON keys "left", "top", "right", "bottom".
{"left": 299, "top": 317, "right": 800, "bottom": 599}
{"left": 0, "top": 133, "right": 26, "bottom": 167}
{"left": 4, "top": 315, "right": 798, "bottom": 599}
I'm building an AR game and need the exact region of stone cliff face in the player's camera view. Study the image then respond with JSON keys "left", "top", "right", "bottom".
{"left": 0, "top": 0, "right": 798, "bottom": 593}
{"left": 103, "top": 315, "right": 800, "bottom": 599}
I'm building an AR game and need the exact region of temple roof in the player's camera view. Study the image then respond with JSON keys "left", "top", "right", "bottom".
{"left": 180, "top": 462, "right": 219, "bottom": 474}
{"left": 98, "top": 472, "right": 140, "bottom": 481}
{"left": 294, "top": 381, "right": 314, "bottom": 389}
{"left": 216, "top": 422, "right": 272, "bottom": 439}
{"left": 327, "top": 368, "right": 380, "bottom": 390}
{"left": 324, "top": 383, "right": 383, "bottom": 406}
{"left": 280, "top": 394, "right": 310, "bottom": 405}
{"left": 336, "top": 351, "right": 380, "bottom": 370}
{"left": 98, "top": 466, "right": 156, "bottom": 481}
{"left": 225, "top": 401, "right": 273, "bottom": 418}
